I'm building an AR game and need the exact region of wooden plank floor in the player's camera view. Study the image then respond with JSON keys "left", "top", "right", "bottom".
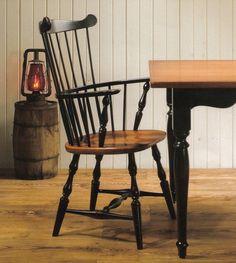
{"left": 0, "top": 169, "right": 236, "bottom": 263}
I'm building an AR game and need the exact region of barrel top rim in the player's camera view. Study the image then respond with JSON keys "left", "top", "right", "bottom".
{"left": 15, "top": 100, "right": 57, "bottom": 110}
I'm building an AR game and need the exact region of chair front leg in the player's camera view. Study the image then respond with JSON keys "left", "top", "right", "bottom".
{"left": 90, "top": 154, "right": 103, "bottom": 210}
{"left": 53, "top": 154, "right": 80, "bottom": 236}
{"left": 128, "top": 153, "right": 143, "bottom": 249}
{"left": 152, "top": 145, "right": 176, "bottom": 219}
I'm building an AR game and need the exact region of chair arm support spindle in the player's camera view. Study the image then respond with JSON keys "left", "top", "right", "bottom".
{"left": 133, "top": 81, "right": 150, "bottom": 131}
{"left": 99, "top": 95, "right": 110, "bottom": 147}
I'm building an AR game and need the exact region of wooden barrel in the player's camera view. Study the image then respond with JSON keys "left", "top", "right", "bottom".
{"left": 13, "top": 100, "right": 59, "bottom": 179}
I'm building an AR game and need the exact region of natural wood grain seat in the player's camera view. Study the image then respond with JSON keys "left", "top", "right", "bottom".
{"left": 66, "top": 130, "right": 166, "bottom": 155}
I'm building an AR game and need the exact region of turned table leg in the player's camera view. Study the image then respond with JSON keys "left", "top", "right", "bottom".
{"left": 172, "top": 89, "right": 191, "bottom": 258}
{"left": 174, "top": 130, "right": 189, "bottom": 258}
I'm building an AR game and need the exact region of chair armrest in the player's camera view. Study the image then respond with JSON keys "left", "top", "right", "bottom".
{"left": 64, "top": 78, "right": 150, "bottom": 93}
{"left": 57, "top": 88, "right": 120, "bottom": 99}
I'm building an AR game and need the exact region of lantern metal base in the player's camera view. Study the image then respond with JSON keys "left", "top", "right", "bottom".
{"left": 26, "top": 92, "right": 46, "bottom": 104}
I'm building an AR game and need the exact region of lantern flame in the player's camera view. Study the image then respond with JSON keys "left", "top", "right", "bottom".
{"left": 33, "top": 75, "right": 40, "bottom": 90}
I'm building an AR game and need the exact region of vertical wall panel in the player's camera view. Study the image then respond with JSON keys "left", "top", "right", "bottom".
{"left": 20, "top": 0, "right": 33, "bottom": 102}
{"left": 140, "top": 0, "right": 153, "bottom": 168}
{"left": 153, "top": 0, "right": 168, "bottom": 167}
{"left": 112, "top": 0, "right": 127, "bottom": 168}
{"left": 0, "top": 0, "right": 7, "bottom": 167}
{"left": 99, "top": 0, "right": 113, "bottom": 168}
{"left": 33, "top": 0, "right": 46, "bottom": 47}
{"left": 194, "top": 0, "right": 207, "bottom": 59}
{"left": 6, "top": 0, "right": 20, "bottom": 168}
{"left": 180, "top": 0, "right": 194, "bottom": 59}
{"left": 126, "top": 0, "right": 141, "bottom": 166}
{"left": 126, "top": 0, "right": 140, "bottom": 79}
{"left": 166, "top": 0, "right": 180, "bottom": 60}
{"left": 86, "top": 0, "right": 100, "bottom": 84}
{"left": 207, "top": 0, "right": 221, "bottom": 168}
{"left": 219, "top": 0, "right": 233, "bottom": 168}
{"left": 193, "top": 0, "right": 208, "bottom": 168}
{"left": 180, "top": 0, "right": 194, "bottom": 166}
{"left": 47, "top": 0, "right": 59, "bottom": 18}
{"left": 20, "top": 1, "right": 33, "bottom": 54}
{"left": 73, "top": 0, "right": 87, "bottom": 84}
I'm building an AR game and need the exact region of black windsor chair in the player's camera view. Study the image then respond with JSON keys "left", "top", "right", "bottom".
{"left": 40, "top": 14, "right": 175, "bottom": 249}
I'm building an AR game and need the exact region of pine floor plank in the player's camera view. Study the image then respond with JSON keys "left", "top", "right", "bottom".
{"left": 0, "top": 169, "right": 236, "bottom": 262}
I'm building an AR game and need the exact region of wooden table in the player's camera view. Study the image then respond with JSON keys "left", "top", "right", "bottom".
{"left": 149, "top": 60, "right": 236, "bottom": 258}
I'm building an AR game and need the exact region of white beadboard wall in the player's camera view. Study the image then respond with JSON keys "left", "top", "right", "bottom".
{"left": 1, "top": 0, "right": 236, "bottom": 169}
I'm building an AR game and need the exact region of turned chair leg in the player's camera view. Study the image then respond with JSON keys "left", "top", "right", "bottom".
{"left": 90, "top": 155, "right": 103, "bottom": 210}
{"left": 152, "top": 145, "right": 176, "bottom": 219}
{"left": 53, "top": 154, "right": 80, "bottom": 236}
{"left": 128, "top": 153, "right": 143, "bottom": 249}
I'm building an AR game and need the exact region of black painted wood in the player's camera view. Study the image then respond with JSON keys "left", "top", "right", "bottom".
{"left": 167, "top": 88, "right": 176, "bottom": 202}
{"left": 128, "top": 153, "right": 143, "bottom": 250}
{"left": 133, "top": 82, "right": 150, "bottom": 130}
{"left": 103, "top": 192, "right": 130, "bottom": 213}
{"left": 90, "top": 155, "right": 103, "bottom": 210}
{"left": 172, "top": 89, "right": 191, "bottom": 258}
{"left": 53, "top": 154, "right": 80, "bottom": 236}
{"left": 170, "top": 87, "right": 236, "bottom": 258}
{"left": 173, "top": 129, "right": 189, "bottom": 259}
{"left": 40, "top": 15, "right": 175, "bottom": 250}
{"left": 40, "top": 15, "right": 97, "bottom": 34}
{"left": 66, "top": 209, "right": 133, "bottom": 220}
{"left": 98, "top": 189, "right": 163, "bottom": 197}
{"left": 99, "top": 96, "right": 109, "bottom": 147}
{"left": 152, "top": 145, "right": 176, "bottom": 220}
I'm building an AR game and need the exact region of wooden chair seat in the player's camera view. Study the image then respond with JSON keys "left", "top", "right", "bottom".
{"left": 66, "top": 130, "right": 166, "bottom": 155}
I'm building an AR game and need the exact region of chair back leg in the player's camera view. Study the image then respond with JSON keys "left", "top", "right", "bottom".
{"left": 152, "top": 145, "right": 176, "bottom": 219}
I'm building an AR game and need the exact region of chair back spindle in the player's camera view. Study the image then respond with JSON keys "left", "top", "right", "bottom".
{"left": 123, "top": 83, "right": 127, "bottom": 131}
